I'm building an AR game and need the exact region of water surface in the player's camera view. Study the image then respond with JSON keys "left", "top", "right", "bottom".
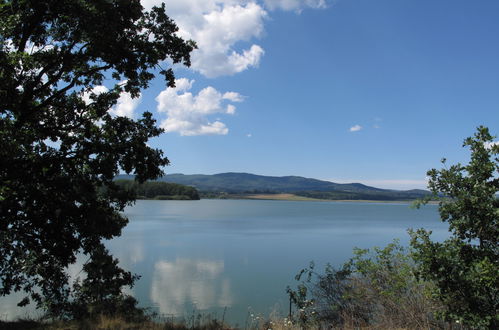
{"left": 1, "top": 199, "right": 447, "bottom": 325}
{"left": 111, "top": 199, "right": 446, "bottom": 325}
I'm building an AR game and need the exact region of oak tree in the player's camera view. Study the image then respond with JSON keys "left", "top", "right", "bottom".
{"left": 0, "top": 0, "right": 194, "bottom": 316}
{"left": 410, "top": 126, "right": 498, "bottom": 328}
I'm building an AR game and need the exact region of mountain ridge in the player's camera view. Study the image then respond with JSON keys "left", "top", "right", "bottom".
{"left": 115, "top": 172, "right": 431, "bottom": 201}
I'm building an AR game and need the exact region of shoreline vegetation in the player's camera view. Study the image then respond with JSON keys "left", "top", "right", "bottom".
{"left": 114, "top": 180, "right": 200, "bottom": 201}
{"left": 199, "top": 193, "right": 433, "bottom": 203}
{"left": 208, "top": 193, "right": 424, "bottom": 203}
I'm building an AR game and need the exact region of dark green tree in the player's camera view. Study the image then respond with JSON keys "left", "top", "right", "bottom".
{"left": 410, "top": 126, "right": 498, "bottom": 328}
{"left": 0, "top": 0, "right": 194, "bottom": 316}
{"left": 114, "top": 179, "right": 200, "bottom": 200}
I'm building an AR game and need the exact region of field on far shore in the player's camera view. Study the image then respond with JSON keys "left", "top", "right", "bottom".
{"left": 243, "top": 193, "right": 321, "bottom": 201}
{"left": 238, "top": 194, "right": 422, "bottom": 203}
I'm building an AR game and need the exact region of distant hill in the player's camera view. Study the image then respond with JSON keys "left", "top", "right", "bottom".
{"left": 115, "top": 172, "right": 431, "bottom": 201}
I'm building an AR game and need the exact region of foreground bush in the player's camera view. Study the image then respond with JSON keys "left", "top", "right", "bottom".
{"left": 287, "top": 127, "right": 498, "bottom": 329}
{"left": 287, "top": 241, "right": 444, "bottom": 328}
{"left": 410, "top": 127, "right": 498, "bottom": 328}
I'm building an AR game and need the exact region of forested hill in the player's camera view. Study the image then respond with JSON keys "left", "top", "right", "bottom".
{"left": 115, "top": 173, "right": 431, "bottom": 201}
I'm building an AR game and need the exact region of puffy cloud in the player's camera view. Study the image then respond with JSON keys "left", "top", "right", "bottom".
{"left": 82, "top": 85, "right": 109, "bottom": 105}
{"left": 349, "top": 124, "right": 362, "bottom": 132}
{"left": 141, "top": 1, "right": 329, "bottom": 77}
{"left": 143, "top": 1, "right": 267, "bottom": 77}
{"left": 110, "top": 92, "right": 142, "bottom": 118}
{"left": 82, "top": 84, "right": 141, "bottom": 119}
{"left": 263, "top": 0, "right": 328, "bottom": 11}
{"left": 189, "top": 3, "right": 267, "bottom": 77}
{"left": 156, "top": 78, "right": 243, "bottom": 136}
{"left": 223, "top": 91, "right": 246, "bottom": 102}
{"left": 226, "top": 104, "right": 236, "bottom": 114}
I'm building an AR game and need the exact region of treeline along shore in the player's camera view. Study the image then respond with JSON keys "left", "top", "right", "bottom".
{"left": 114, "top": 180, "right": 200, "bottom": 200}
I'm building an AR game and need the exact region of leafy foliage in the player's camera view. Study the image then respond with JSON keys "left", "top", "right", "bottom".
{"left": 410, "top": 126, "right": 499, "bottom": 328}
{"left": 0, "top": 0, "right": 194, "bottom": 316}
{"left": 287, "top": 241, "right": 441, "bottom": 328}
{"left": 71, "top": 245, "right": 144, "bottom": 321}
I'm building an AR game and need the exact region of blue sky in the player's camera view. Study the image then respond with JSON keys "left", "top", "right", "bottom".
{"left": 121, "top": 0, "right": 499, "bottom": 189}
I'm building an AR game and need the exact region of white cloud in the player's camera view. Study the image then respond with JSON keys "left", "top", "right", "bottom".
{"left": 82, "top": 85, "right": 109, "bottom": 105}
{"left": 110, "top": 92, "right": 142, "bottom": 118}
{"left": 143, "top": 1, "right": 267, "bottom": 78}
{"left": 484, "top": 141, "right": 499, "bottom": 150}
{"left": 226, "top": 104, "right": 236, "bottom": 114}
{"left": 223, "top": 91, "right": 245, "bottom": 102}
{"left": 349, "top": 124, "right": 362, "bottom": 132}
{"left": 174, "top": 77, "right": 194, "bottom": 92}
{"left": 247, "top": 133, "right": 252, "bottom": 137}
{"left": 263, "top": 0, "right": 328, "bottom": 11}
{"left": 141, "top": 1, "right": 328, "bottom": 78}
{"left": 156, "top": 78, "right": 243, "bottom": 136}
{"left": 82, "top": 83, "right": 141, "bottom": 119}
{"left": 189, "top": 3, "right": 267, "bottom": 77}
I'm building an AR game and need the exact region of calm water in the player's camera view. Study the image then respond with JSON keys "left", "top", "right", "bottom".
{"left": 1, "top": 199, "right": 447, "bottom": 325}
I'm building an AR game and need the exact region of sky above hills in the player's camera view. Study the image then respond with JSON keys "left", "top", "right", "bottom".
{"left": 113, "top": 0, "right": 499, "bottom": 189}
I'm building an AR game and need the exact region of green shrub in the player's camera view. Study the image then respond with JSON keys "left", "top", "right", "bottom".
{"left": 410, "top": 127, "right": 498, "bottom": 328}
{"left": 287, "top": 241, "right": 443, "bottom": 328}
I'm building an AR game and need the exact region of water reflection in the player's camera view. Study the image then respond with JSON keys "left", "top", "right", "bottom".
{"left": 0, "top": 291, "right": 41, "bottom": 321}
{"left": 109, "top": 238, "right": 146, "bottom": 268}
{"left": 1, "top": 200, "right": 445, "bottom": 324}
{"left": 150, "top": 258, "right": 232, "bottom": 315}
{"left": 0, "top": 256, "right": 86, "bottom": 320}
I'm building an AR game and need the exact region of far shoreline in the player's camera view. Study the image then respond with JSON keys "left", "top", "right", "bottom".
{"left": 201, "top": 193, "right": 437, "bottom": 204}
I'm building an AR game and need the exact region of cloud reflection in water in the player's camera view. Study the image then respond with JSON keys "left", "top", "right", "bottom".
{"left": 150, "top": 258, "right": 232, "bottom": 315}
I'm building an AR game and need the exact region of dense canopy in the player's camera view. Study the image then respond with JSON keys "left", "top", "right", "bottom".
{"left": 0, "top": 0, "right": 194, "bottom": 315}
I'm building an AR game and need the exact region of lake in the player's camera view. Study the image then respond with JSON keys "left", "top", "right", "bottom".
{"left": 1, "top": 199, "right": 448, "bottom": 325}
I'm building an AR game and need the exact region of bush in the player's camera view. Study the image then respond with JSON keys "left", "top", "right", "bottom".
{"left": 287, "top": 241, "right": 443, "bottom": 328}
{"left": 410, "top": 127, "right": 498, "bottom": 328}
